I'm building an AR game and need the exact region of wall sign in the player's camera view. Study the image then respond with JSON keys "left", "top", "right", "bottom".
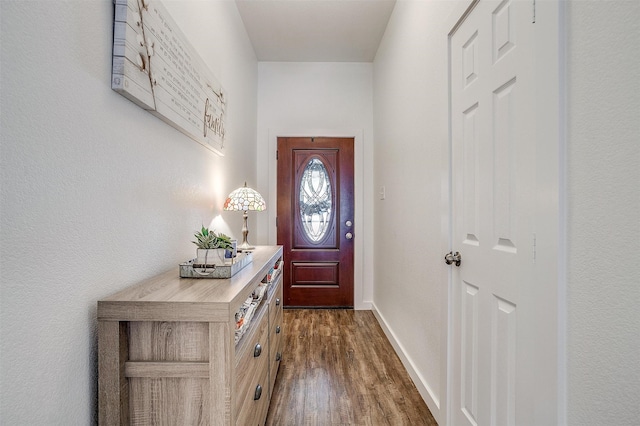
{"left": 112, "top": 0, "right": 226, "bottom": 155}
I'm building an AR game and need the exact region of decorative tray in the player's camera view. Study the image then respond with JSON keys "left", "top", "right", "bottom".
{"left": 179, "top": 251, "right": 253, "bottom": 279}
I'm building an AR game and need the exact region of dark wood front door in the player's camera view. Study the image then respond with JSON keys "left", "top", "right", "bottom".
{"left": 277, "top": 137, "right": 354, "bottom": 308}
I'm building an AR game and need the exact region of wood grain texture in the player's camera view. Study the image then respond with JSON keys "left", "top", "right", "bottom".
{"left": 208, "top": 321, "right": 233, "bottom": 426}
{"left": 129, "top": 321, "right": 210, "bottom": 361}
{"left": 266, "top": 310, "right": 438, "bottom": 426}
{"left": 235, "top": 308, "right": 269, "bottom": 415}
{"left": 129, "top": 377, "right": 209, "bottom": 425}
{"left": 98, "top": 246, "right": 282, "bottom": 322}
{"left": 124, "top": 362, "right": 210, "bottom": 378}
{"left": 98, "top": 246, "right": 283, "bottom": 426}
{"left": 98, "top": 320, "right": 129, "bottom": 426}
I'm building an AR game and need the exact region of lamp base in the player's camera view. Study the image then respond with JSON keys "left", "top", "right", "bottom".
{"left": 238, "top": 241, "right": 255, "bottom": 251}
{"left": 238, "top": 210, "right": 254, "bottom": 250}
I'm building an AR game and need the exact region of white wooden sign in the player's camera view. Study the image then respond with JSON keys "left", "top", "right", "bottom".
{"left": 112, "top": 0, "right": 226, "bottom": 155}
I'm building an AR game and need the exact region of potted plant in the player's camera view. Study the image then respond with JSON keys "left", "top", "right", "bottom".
{"left": 193, "top": 226, "right": 233, "bottom": 266}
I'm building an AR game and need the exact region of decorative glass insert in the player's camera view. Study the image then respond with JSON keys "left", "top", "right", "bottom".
{"left": 299, "top": 158, "right": 332, "bottom": 242}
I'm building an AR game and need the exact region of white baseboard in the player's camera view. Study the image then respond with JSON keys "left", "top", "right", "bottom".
{"left": 371, "top": 304, "right": 442, "bottom": 423}
{"left": 355, "top": 300, "right": 372, "bottom": 310}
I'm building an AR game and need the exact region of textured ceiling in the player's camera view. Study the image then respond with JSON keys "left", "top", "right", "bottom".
{"left": 235, "top": 0, "right": 397, "bottom": 62}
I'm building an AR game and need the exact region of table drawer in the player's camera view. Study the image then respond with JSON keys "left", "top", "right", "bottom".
{"left": 235, "top": 362, "right": 269, "bottom": 426}
{"left": 269, "top": 305, "right": 283, "bottom": 394}
{"left": 268, "top": 278, "right": 282, "bottom": 326}
{"left": 235, "top": 308, "right": 269, "bottom": 418}
{"left": 269, "top": 306, "right": 283, "bottom": 362}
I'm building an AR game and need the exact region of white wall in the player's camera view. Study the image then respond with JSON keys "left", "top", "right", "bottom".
{"left": 256, "top": 62, "right": 375, "bottom": 309}
{"left": 566, "top": 1, "right": 640, "bottom": 424}
{"left": 373, "top": 0, "right": 640, "bottom": 425}
{"left": 372, "top": 1, "right": 460, "bottom": 422}
{"left": 0, "top": 1, "right": 257, "bottom": 423}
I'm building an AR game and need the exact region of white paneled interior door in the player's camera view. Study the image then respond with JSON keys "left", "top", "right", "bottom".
{"left": 449, "top": 0, "right": 559, "bottom": 425}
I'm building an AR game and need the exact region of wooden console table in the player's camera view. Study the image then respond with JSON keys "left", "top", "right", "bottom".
{"left": 98, "top": 246, "right": 284, "bottom": 425}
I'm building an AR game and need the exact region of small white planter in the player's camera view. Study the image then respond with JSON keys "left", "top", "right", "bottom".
{"left": 196, "top": 248, "right": 227, "bottom": 266}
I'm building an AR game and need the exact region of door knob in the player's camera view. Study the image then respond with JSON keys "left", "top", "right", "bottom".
{"left": 445, "top": 251, "right": 462, "bottom": 267}
{"left": 345, "top": 232, "right": 353, "bottom": 240}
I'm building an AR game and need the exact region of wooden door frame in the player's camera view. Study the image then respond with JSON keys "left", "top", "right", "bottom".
{"left": 264, "top": 128, "right": 370, "bottom": 310}
{"left": 445, "top": 1, "right": 566, "bottom": 425}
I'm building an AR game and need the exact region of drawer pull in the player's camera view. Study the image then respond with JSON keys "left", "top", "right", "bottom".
{"left": 276, "top": 352, "right": 282, "bottom": 362}
{"left": 276, "top": 325, "right": 281, "bottom": 334}
{"left": 275, "top": 298, "right": 280, "bottom": 306}
{"left": 254, "top": 384, "right": 263, "bottom": 401}
{"left": 254, "top": 343, "right": 262, "bottom": 357}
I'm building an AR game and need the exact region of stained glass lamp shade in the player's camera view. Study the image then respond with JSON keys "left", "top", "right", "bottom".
{"left": 223, "top": 182, "right": 266, "bottom": 250}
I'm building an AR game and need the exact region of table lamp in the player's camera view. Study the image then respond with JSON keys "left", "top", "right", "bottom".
{"left": 223, "top": 182, "right": 266, "bottom": 251}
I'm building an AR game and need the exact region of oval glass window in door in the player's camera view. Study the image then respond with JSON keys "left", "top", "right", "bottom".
{"left": 299, "top": 157, "right": 332, "bottom": 242}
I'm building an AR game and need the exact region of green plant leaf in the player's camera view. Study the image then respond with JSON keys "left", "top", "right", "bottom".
{"left": 192, "top": 226, "right": 233, "bottom": 249}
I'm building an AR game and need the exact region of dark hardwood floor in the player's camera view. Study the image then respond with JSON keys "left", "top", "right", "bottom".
{"left": 266, "top": 309, "right": 438, "bottom": 426}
